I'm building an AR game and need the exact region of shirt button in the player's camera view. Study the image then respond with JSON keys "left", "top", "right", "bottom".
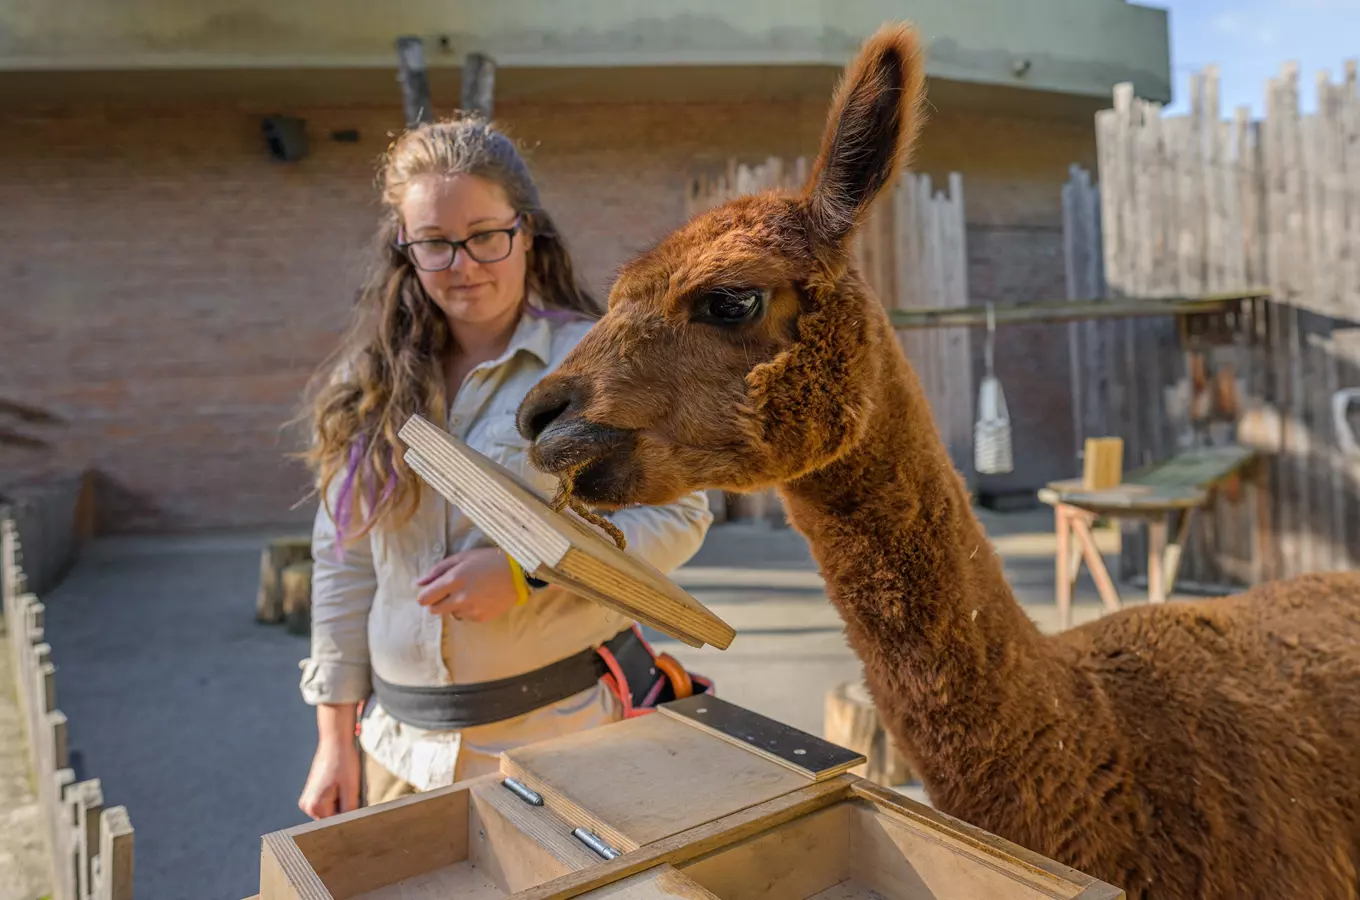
{"left": 433, "top": 543, "right": 445, "bottom": 555}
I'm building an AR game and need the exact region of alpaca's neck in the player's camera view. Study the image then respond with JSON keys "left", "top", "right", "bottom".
{"left": 780, "top": 316, "right": 1079, "bottom": 803}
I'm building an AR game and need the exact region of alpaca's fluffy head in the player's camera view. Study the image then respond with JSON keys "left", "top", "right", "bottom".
{"left": 517, "top": 23, "right": 928, "bottom": 508}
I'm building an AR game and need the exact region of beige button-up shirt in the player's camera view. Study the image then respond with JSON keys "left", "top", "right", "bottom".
{"left": 299, "top": 305, "right": 713, "bottom": 789}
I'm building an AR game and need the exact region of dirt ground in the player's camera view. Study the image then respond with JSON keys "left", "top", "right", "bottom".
{"left": 3, "top": 505, "right": 1131, "bottom": 900}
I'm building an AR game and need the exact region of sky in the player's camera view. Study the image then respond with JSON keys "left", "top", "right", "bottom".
{"left": 1152, "top": 0, "right": 1360, "bottom": 116}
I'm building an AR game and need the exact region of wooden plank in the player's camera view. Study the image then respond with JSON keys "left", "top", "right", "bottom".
{"left": 276, "top": 777, "right": 480, "bottom": 899}
{"left": 501, "top": 711, "right": 814, "bottom": 853}
{"left": 679, "top": 805, "right": 850, "bottom": 900}
{"left": 95, "top": 806, "right": 135, "bottom": 900}
{"left": 887, "top": 293, "right": 1258, "bottom": 329}
{"left": 848, "top": 782, "right": 1108, "bottom": 899}
{"left": 508, "top": 778, "right": 855, "bottom": 900}
{"left": 467, "top": 780, "right": 600, "bottom": 894}
{"left": 1055, "top": 505, "right": 1075, "bottom": 629}
{"left": 397, "top": 414, "right": 734, "bottom": 650}
{"left": 583, "top": 866, "right": 723, "bottom": 900}
{"left": 1069, "top": 512, "right": 1122, "bottom": 613}
{"left": 72, "top": 779, "right": 104, "bottom": 900}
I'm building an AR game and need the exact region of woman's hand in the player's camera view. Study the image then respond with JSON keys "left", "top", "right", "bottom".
{"left": 298, "top": 704, "right": 361, "bottom": 819}
{"left": 415, "top": 547, "right": 521, "bottom": 623}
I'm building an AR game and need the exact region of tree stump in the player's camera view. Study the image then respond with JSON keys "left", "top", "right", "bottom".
{"left": 282, "top": 560, "right": 314, "bottom": 636}
{"left": 824, "top": 680, "right": 915, "bottom": 786}
{"left": 256, "top": 536, "right": 312, "bottom": 623}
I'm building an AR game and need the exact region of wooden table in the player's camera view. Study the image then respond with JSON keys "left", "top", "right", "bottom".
{"left": 1038, "top": 444, "right": 1260, "bottom": 629}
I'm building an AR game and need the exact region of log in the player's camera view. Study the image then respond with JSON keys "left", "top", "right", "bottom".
{"left": 823, "top": 681, "right": 915, "bottom": 786}
{"left": 256, "top": 536, "right": 311, "bottom": 624}
{"left": 282, "top": 561, "right": 313, "bottom": 636}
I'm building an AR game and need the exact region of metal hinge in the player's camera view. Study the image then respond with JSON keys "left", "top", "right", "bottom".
{"left": 500, "top": 777, "right": 543, "bottom": 807}
{"left": 571, "top": 827, "right": 621, "bottom": 860}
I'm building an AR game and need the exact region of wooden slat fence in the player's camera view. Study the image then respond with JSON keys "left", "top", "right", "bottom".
{"left": 2, "top": 509, "right": 134, "bottom": 900}
{"left": 685, "top": 158, "right": 974, "bottom": 523}
{"left": 1068, "top": 61, "right": 1360, "bottom": 587}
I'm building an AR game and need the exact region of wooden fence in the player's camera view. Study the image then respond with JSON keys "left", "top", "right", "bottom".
{"left": 685, "top": 157, "right": 974, "bottom": 522}
{"left": 1067, "top": 61, "right": 1360, "bottom": 586}
{"left": 3, "top": 507, "right": 134, "bottom": 899}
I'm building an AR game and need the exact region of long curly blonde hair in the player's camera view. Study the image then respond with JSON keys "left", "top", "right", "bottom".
{"left": 297, "top": 116, "right": 600, "bottom": 546}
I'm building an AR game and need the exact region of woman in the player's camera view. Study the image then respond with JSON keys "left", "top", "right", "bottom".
{"left": 294, "top": 116, "right": 713, "bottom": 818}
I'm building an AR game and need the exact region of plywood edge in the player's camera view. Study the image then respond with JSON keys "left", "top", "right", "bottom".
{"left": 469, "top": 779, "right": 603, "bottom": 875}
{"left": 508, "top": 777, "right": 856, "bottom": 900}
{"left": 398, "top": 415, "right": 572, "bottom": 566}
{"left": 260, "top": 831, "right": 331, "bottom": 900}
{"left": 282, "top": 775, "right": 494, "bottom": 839}
{"left": 499, "top": 755, "right": 642, "bottom": 856}
{"left": 276, "top": 775, "right": 492, "bottom": 900}
{"left": 559, "top": 548, "right": 735, "bottom": 650}
{"left": 849, "top": 781, "right": 1112, "bottom": 896}
{"left": 399, "top": 413, "right": 734, "bottom": 651}
{"left": 581, "top": 864, "right": 725, "bottom": 899}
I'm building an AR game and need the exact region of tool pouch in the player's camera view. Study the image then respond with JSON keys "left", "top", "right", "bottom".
{"left": 597, "top": 624, "right": 714, "bottom": 718}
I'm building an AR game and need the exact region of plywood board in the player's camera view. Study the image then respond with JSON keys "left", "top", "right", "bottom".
{"left": 398, "top": 413, "right": 735, "bottom": 650}
{"left": 500, "top": 711, "right": 815, "bottom": 852}
{"left": 582, "top": 866, "right": 722, "bottom": 899}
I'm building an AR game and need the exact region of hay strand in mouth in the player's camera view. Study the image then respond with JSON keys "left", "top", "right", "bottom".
{"left": 550, "top": 468, "right": 628, "bottom": 550}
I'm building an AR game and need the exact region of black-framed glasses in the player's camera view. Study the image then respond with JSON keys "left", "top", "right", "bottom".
{"left": 396, "top": 215, "right": 522, "bottom": 271}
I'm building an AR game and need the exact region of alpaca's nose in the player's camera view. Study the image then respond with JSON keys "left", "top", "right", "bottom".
{"left": 517, "top": 375, "right": 590, "bottom": 441}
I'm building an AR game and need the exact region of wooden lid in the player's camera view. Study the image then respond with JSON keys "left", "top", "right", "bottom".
{"left": 398, "top": 413, "right": 735, "bottom": 650}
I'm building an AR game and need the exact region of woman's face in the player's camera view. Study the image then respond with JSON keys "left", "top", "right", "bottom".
{"left": 398, "top": 172, "right": 529, "bottom": 330}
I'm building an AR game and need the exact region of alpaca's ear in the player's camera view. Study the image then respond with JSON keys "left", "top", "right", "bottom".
{"left": 804, "top": 23, "right": 927, "bottom": 249}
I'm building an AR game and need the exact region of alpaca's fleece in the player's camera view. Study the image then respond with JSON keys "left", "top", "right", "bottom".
{"left": 519, "top": 21, "right": 1360, "bottom": 899}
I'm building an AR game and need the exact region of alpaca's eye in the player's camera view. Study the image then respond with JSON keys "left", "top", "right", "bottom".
{"left": 696, "top": 287, "right": 766, "bottom": 325}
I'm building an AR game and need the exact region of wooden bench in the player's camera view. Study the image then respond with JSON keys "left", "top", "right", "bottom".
{"left": 1038, "top": 441, "right": 1260, "bottom": 629}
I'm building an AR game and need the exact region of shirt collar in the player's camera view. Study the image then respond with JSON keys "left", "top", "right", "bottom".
{"left": 498, "top": 291, "right": 555, "bottom": 368}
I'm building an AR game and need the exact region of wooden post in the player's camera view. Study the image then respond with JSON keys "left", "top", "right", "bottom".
{"left": 72, "top": 779, "right": 104, "bottom": 900}
{"left": 461, "top": 52, "right": 496, "bottom": 119}
{"left": 1055, "top": 505, "right": 1074, "bottom": 629}
{"left": 95, "top": 806, "right": 134, "bottom": 900}
{"left": 257, "top": 536, "right": 312, "bottom": 624}
{"left": 395, "top": 36, "right": 435, "bottom": 129}
{"left": 1146, "top": 519, "right": 1168, "bottom": 604}
{"left": 824, "top": 681, "right": 914, "bottom": 787}
{"left": 282, "top": 561, "right": 314, "bottom": 636}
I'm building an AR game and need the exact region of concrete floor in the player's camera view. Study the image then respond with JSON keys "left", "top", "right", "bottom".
{"left": 22, "top": 506, "right": 1133, "bottom": 900}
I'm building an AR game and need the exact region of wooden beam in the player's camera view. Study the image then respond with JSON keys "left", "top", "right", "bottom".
{"left": 887, "top": 291, "right": 1269, "bottom": 330}
{"left": 461, "top": 52, "right": 496, "bottom": 119}
{"left": 394, "top": 36, "right": 434, "bottom": 128}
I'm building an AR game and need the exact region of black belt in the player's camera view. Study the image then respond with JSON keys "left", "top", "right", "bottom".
{"left": 370, "top": 629, "right": 642, "bottom": 731}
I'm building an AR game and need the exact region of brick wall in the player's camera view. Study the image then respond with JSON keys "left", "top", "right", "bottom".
{"left": 0, "top": 93, "right": 1094, "bottom": 531}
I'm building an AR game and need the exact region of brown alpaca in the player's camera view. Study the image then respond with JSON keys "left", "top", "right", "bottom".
{"left": 516, "top": 23, "right": 1360, "bottom": 900}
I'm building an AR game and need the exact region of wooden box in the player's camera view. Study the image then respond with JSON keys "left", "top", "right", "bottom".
{"left": 256, "top": 696, "right": 1122, "bottom": 899}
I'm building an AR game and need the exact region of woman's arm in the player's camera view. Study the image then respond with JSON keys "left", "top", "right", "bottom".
{"left": 299, "top": 479, "right": 378, "bottom": 709}
{"left": 297, "top": 476, "right": 376, "bottom": 818}
{"left": 599, "top": 489, "right": 714, "bottom": 575}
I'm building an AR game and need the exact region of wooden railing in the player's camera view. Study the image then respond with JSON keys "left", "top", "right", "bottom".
{"left": 2, "top": 504, "right": 134, "bottom": 899}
